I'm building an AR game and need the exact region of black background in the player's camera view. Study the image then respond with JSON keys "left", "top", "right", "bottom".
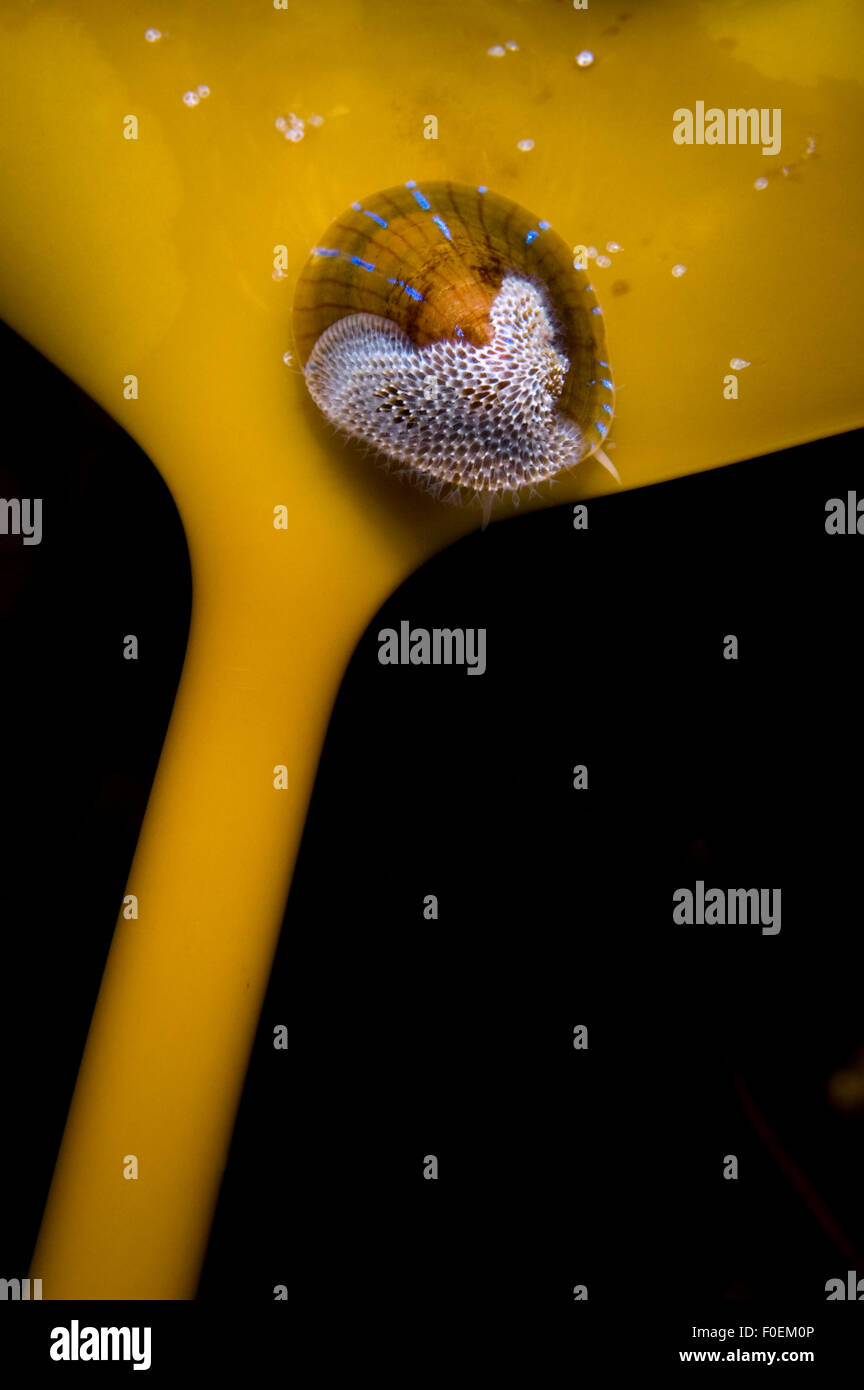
{"left": 1, "top": 317, "right": 862, "bottom": 1371}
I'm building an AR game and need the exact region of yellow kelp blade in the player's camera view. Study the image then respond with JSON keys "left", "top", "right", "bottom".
{"left": 0, "top": 0, "right": 858, "bottom": 1297}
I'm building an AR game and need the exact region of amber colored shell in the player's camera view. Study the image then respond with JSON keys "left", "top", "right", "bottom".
{"left": 292, "top": 180, "right": 615, "bottom": 494}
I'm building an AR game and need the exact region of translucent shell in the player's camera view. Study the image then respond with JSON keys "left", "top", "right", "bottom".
{"left": 292, "top": 181, "right": 615, "bottom": 500}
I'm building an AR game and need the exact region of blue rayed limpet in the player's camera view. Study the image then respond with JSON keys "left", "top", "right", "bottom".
{"left": 293, "top": 181, "right": 617, "bottom": 507}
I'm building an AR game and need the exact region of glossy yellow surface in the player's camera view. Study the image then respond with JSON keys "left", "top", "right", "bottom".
{"left": 0, "top": 0, "right": 858, "bottom": 1297}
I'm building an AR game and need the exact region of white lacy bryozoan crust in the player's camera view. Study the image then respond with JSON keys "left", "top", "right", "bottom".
{"left": 303, "top": 276, "right": 586, "bottom": 497}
